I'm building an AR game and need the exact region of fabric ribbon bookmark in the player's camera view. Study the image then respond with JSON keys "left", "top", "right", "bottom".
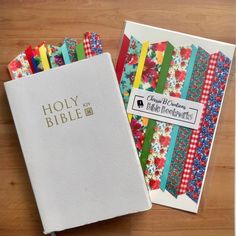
{"left": 119, "top": 36, "right": 142, "bottom": 109}
{"left": 25, "top": 46, "right": 36, "bottom": 73}
{"left": 116, "top": 34, "right": 130, "bottom": 84}
{"left": 127, "top": 41, "right": 149, "bottom": 122}
{"left": 76, "top": 42, "right": 86, "bottom": 60}
{"left": 65, "top": 38, "right": 78, "bottom": 62}
{"left": 8, "top": 52, "right": 32, "bottom": 79}
{"left": 27, "top": 43, "right": 45, "bottom": 73}
{"left": 61, "top": 38, "right": 78, "bottom": 64}
{"left": 186, "top": 52, "right": 231, "bottom": 203}
{"left": 178, "top": 52, "right": 219, "bottom": 195}
{"left": 83, "top": 32, "right": 103, "bottom": 58}
{"left": 160, "top": 45, "right": 198, "bottom": 191}
{"left": 47, "top": 45, "right": 65, "bottom": 68}
{"left": 143, "top": 46, "right": 192, "bottom": 190}
{"left": 61, "top": 42, "right": 71, "bottom": 64}
{"left": 165, "top": 47, "right": 210, "bottom": 197}
{"left": 39, "top": 43, "right": 50, "bottom": 70}
{"left": 130, "top": 42, "right": 171, "bottom": 158}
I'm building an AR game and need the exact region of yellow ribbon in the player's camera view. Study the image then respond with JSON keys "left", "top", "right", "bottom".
{"left": 128, "top": 41, "right": 149, "bottom": 122}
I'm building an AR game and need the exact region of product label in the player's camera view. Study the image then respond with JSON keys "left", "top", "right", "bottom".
{"left": 127, "top": 88, "right": 204, "bottom": 129}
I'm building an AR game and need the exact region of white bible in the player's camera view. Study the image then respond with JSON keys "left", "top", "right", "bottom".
{"left": 4, "top": 53, "right": 151, "bottom": 234}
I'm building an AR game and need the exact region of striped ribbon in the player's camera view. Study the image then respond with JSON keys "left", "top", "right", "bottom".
{"left": 165, "top": 47, "right": 210, "bottom": 197}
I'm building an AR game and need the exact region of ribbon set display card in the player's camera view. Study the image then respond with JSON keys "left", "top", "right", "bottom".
{"left": 116, "top": 21, "right": 235, "bottom": 213}
{"left": 8, "top": 32, "right": 103, "bottom": 80}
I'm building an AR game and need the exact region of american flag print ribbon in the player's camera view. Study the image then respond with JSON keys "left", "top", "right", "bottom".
{"left": 186, "top": 52, "right": 231, "bottom": 203}
{"left": 178, "top": 52, "right": 219, "bottom": 195}
{"left": 166, "top": 47, "right": 210, "bottom": 197}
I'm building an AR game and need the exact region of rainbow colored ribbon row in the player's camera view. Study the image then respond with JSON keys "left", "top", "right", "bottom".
{"left": 116, "top": 35, "right": 231, "bottom": 203}
{"left": 8, "top": 32, "right": 103, "bottom": 80}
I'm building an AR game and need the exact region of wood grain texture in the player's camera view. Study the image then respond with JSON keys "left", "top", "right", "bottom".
{"left": 0, "top": 0, "right": 235, "bottom": 235}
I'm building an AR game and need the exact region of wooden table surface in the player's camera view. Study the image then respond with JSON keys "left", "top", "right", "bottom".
{"left": 0, "top": 0, "right": 235, "bottom": 235}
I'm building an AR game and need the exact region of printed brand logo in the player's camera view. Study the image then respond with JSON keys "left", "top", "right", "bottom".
{"left": 41, "top": 95, "right": 94, "bottom": 128}
{"left": 127, "top": 88, "right": 204, "bottom": 129}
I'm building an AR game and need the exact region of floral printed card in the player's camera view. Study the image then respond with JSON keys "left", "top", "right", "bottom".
{"left": 116, "top": 21, "right": 235, "bottom": 213}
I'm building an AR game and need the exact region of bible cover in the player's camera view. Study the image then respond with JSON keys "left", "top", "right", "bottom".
{"left": 4, "top": 53, "right": 151, "bottom": 234}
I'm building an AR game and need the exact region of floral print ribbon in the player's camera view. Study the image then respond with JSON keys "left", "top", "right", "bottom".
{"left": 144, "top": 46, "right": 192, "bottom": 190}
{"left": 178, "top": 52, "right": 219, "bottom": 195}
{"left": 64, "top": 38, "right": 78, "bottom": 62}
{"left": 47, "top": 45, "right": 65, "bottom": 68}
{"left": 8, "top": 53, "right": 32, "bottom": 79}
{"left": 128, "top": 41, "right": 149, "bottom": 122}
{"left": 61, "top": 38, "right": 78, "bottom": 64}
{"left": 8, "top": 32, "right": 103, "bottom": 78}
{"left": 160, "top": 45, "right": 198, "bottom": 191}
{"left": 166, "top": 47, "right": 210, "bottom": 197}
{"left": 119, "top": 36, "right": 142, "bottom": 109}
{"left": 186, "top": 52, "right": 231, "bottom": 203}
{"left": 130, "top": 42, "right": 169, "bottom": 157}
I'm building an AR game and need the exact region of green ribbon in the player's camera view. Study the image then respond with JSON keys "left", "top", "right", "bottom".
{"left": 76, "top": 42, "right": 86, "bottom": 60}
{"left": 140, "top": 42, "right": 174, "bottom": 171}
